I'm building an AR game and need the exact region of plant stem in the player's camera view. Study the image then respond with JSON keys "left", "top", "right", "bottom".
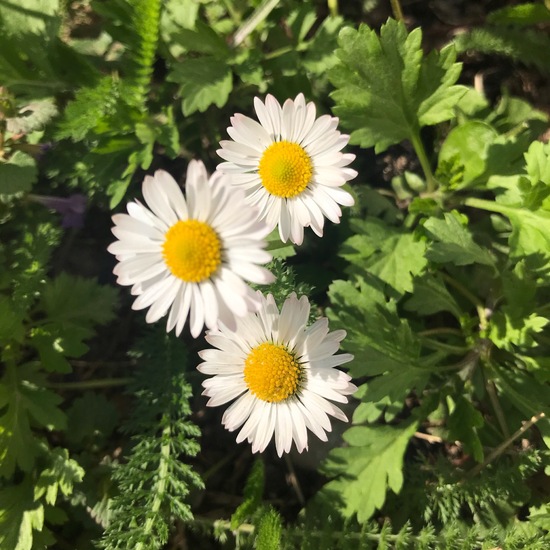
{"left": 136, "top": 424, "right": 171, "bottom": 550}
{"left": 45, "top": 377, "right": 133, "bottom": 390}
{"left": 418, "top": 328, "right": 464, "bottom": 338}
{"left": 463, "top": 197, "right": 508, "bottom": 215}
{"left": 465, "top": 412, "right": 546, "bottom": 479}
{"left": 410, "top": 132, "right": 436, "bottom": 193}
{"left": 328, "top": 0, "right": 338, "bottom": 17}
{"left": 231, "top": 0, "right": 280, "bottom": 47}
{"left": 390, "top": 0, "right": 405, "bottom": 21}
{"left": 486, "top": 379, "right": 510, "bottom": 438}
{"left": 440, "top": 272, "right": 488, "bottom": 331}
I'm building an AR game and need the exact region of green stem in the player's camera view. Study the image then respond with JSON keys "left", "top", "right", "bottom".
{"left": 327, "top": 0, "right": 338, "bottom": 17}
{"left": 465, "top": 411, "right": 545, "bottom": 479}
{"left": 410, "top": 132, "right": 436, "bottom": 193}
{"left": 389, "top": 0, "right": 405, "bottom": 21}
{"left": 418, "top": 328, "right": 464, "bottom": 338}
{"left": 45, "top": 378, "right": 133, "bottom": 390}
{"left": 440, "top": 272, "right": 488, "bottom": 331}
{"left": 463, "top": 197, "right": 509, "bottom": 215}
{"left": 486, "top": 378, "right": 510, "bottom": 438}
{"left": 231, "top": 0, "right": 280, "bottom": 47}
{"left": 419, "top": 337, "right": 469, "bottom": 354}
{"left": 136, "top": 424, "right": 171, "bottom": 550}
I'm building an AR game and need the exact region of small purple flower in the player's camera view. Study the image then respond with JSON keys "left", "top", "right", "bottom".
{"left": 29, "top": 193, "right": 87, "bottom": 228}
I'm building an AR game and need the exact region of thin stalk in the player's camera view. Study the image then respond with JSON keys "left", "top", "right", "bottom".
{"left": 419, "top": 337, "right": 468, "bottom": 354}
{"left": 463, "top": 197, "right": 509, "bottom": 215}
{"left": 418, "top": 328, "right": 464, "bottom": 338}
{"left": 45, "top": 377, "right": 133, "bottom": 390}
{"left": 465, "top": 412, "right": 546, "bottom": 479}
{"left": 410, "top": 132, "right": 437, "bottom": 193}
{"left": 136, "top": 423, "right": 171, "bottom": 550}
{"left": 390, "top": 0, "right": 405, "bottom": 21}
{"left": 440, "top": 272, "right": 488, "bottom": 331}
{"left": 486, "top": 379, "right": 510, "bottom": 438}
{"left": 231, "top": 0, "right": 280, "bottom": 47}
{"left": 328, "top": 0, "right": 338, "bottom": 17}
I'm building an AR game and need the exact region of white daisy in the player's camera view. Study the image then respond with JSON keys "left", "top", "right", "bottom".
{"left": 216, "top": 93, "right": 357, "bottom": 245}
{"left": 107, "top": 161, "right": 274, "bottom": 338}
{"left": 198, "top": 292, "right": 356, "bottom": 456}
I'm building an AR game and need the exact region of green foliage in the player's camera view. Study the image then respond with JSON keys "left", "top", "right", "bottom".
{"left": 321, "top": 420, "right": 419, "bottom": 522}
{"left": 99, "top": 330, "right": 203, "bottom": 550}
{"left": 330, "top": 18, "right": 467, "bottom": 153}
{"left": 455, "top": 27, "right": 550, "bottom": 74}
{"left": 2, "top": 1, "right": 550, "bottom": 548}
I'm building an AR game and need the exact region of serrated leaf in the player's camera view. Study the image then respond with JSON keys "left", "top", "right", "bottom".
{"left": 0, "top": 479, "right": 44, "bottom": 550}
{"left": 320, "top": 420, "right": 418, "bottom": 522}
{"left": 0, "top": 365, "right": 65, "bottom": 477}
{"left": 231, "top": 459, "right": 265, "bottom": 529}
{"left": 34, "top": 448, "right": 84, "bottom": 505}
{"left": 327, "top": 277, "right": 421, "bottom": 377}
{"left": 0, "top": 295, "right": 25, "bottom": 343}
{"left": 488, "top": 4, "right": 550, "bottom": 26}
{"left": 341, "top": 218, "right": 427, "bottom": 295}
{"left": 66, "top": 392, "right": 118, "bottom": 444}
{"left": 330, "top": 19, "right": 466, "bottom": 152}
{"left": 0, "top": 151, "right": 37, "bottom": 195}
{"left": 255, "top": 507, "right": 283, "bottom": 550}
{"left": 525, "top": 141, "right": 550, "bottom": 186}
{"left": 437, "top": 121, "right": 498, "bottom": 186}
{"left": 6, "top": 99, "right": 58, "bottom": 134}
{"left": 169, "top": 57, "right": 232, "bottom": 115}
{"left": 423, "top": 212, "right": 495, "bottom": 266}
{"left": 448, "top": 396, "right": 484, "bottom": 462}
{"left": 404, "top": 273, "right": 462, "bottom": 318}
{"left": 40, "top": 273, "right": 118, "bottom": 328}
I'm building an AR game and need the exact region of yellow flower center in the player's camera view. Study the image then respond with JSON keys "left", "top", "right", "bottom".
{"left": 258, "top": 141, "right": 313, "bottom": 198}
{"left": 162, "top": 220, "right": 221, "bottom": 282}
{"left": 244, "top": 342, "right": 303, "bottom": 403}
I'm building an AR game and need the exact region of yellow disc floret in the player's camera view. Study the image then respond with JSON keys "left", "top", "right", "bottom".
{"left": 258, "top": 141, "right": 313, "bottom": 198}
{"left": 244, "top": 342, "right": 303, "bottom": 402}
{"left": 162, "top": 220, "right": 221, "bottom": 282}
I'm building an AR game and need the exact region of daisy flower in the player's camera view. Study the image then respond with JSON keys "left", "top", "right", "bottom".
{"left": 216, "top": 93, "right": 357, "bottom": 245}
{"left": 198, "top": 292, "right": 356, "bottom": 456}
{"left": 108, "top": 161, "right": 274, "bottom": 338}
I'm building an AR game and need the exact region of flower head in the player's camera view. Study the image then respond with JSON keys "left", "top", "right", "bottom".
{"left": 217, "top": 93, "right": 357, "bottom": 245}
{"left": 108, "top": 161, "right": 274, "bottom": 337}
{"left": 198, "top": 292, "right": 356, "bottom": 456}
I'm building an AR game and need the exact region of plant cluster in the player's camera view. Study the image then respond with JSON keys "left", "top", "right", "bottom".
{"left": 1, "top": 1, "right": 550, "bottom": 549}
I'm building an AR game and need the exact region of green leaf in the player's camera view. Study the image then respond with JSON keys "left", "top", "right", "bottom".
{"left": 0, "top": 295, "right": 25, "bottom": 343}
{"left": 488, "top": 4, "right": 550, "bottom": 26}
{"left": 231, "top": 459, "right": 265, "bottom": 529}
{"left": 467, "top": 197, "right": 550, "bottom": 260}
{"left": 255, "top": 507, "right": 283, "bottom": 550}
{"left": 40, "top": 273, "right": 118, "bottom": 328}
{"left": 0, "top": 0, "right": 60, "bottom": 37}
{"left": 66, "top": 392, "right": 119, "bottom": 444}
{"left": 341, "top": 218, "right": 427, "bottom": 295}
{"left": 447, "top": 396, "right": 484, "bottom": 462}
{"left": 404, "top": 273, "right": 462, "bottom": 318}
{"left": 320, "top": 419, "right": 419, "bottom": 522}
{"left": 525, "top": 141, "right": 550, "bottom": 186}
{"left": 265, "top": 229, "right": 296, "bottom": 259}
{"left": 168, "top": 57, "right": 233, "bottom": 115}
{"left": 0, "top": 479, "right": 44, "bottom": 550}
{"left": 437, "top": 121, "right": 498, "bottom": 186}
{"left": 34, "top": 448, "right": 84, "bottom": 506}
{"left": 454, "top": 27, "right": 550, "bottom": 74}
{"left": 330, "top": 19, "right": 466, "bottom": 152}
{"left": 0, "top": 151, "right": 37, "bottom": 195}
{"left": 327, "top": 277, "right": 421, "bottom": 377}
{"left": 6, "top": 99, "right": 58, "bottom": 134}
{"left": 423, "top": 212, "right": 495, "bottom": 267}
